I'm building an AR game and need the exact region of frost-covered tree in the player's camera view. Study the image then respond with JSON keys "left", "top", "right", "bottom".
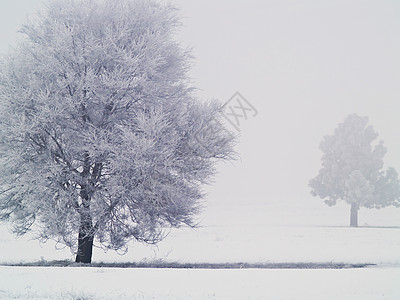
{"left": 309, "top": 114, "right": 400, "bottom": 227}
{"left": 0, "top": 0, "right": 235, "bottom": 263}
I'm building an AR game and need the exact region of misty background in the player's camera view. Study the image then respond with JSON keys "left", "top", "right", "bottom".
{"left": 0, "top": 0, "right": 399, "bottom": 229}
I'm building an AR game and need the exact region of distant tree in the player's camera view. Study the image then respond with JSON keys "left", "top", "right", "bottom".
{"left": 309, "top": 114, "right": 400, "bottom": 227}
{"left": 0, "top": 0, "right": 235, "bottom": 263}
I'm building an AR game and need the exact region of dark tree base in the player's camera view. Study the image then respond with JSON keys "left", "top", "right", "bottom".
{"left": 75, "top": 234, "right": 93, "bottom": 264}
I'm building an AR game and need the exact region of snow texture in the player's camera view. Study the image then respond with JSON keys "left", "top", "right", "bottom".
{"left": 0, "top": 266, "right": 399, "bottom": 300}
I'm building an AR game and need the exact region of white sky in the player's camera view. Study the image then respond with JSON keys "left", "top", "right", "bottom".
{"left": 0, "top": 0, "right": 400, "bottom": 210}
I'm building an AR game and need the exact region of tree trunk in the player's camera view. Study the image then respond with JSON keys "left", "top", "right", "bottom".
{"left": 75, "top": 215, "right": 94, "bottom": 264}
{"left": 350, "top": 203, "right": 359, "bottom": 227}
{"left": 75, "top": 179, "right": 94, "bottom": 264}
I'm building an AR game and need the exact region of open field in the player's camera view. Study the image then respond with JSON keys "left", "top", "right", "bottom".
{"left": 1, "top": 200, "right": 399, "bottom": 299}
{"left": 0, "top": 265, "right": 399, "bottom": 299}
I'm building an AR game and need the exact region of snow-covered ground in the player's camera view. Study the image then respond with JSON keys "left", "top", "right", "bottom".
{"left": 1, "top": 198, "right": 399, "bottom": 264}
{"left": 0, "top": 198, "right": 399, "bottom": 299}
{"left": 0, "top": 266, "right": 399, "bottom": 299}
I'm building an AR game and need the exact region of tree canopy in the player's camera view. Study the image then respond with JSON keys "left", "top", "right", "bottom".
{"left": 0, "top": 0, "right": 235, "bottom": 262}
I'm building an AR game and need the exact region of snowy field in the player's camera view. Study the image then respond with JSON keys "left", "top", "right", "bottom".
{"left": 0, "top": 266, "right": 399, "bottom": 299}
{"left": 1, "top": 199, "right": 399, "bottom": 299}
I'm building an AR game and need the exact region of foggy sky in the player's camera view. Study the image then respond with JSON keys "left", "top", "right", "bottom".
{"left": 1, "top": 0, "right": 400, "bottom": 208}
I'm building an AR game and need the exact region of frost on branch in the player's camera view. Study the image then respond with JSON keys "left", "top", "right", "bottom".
{"left": 0, "top": 0, "right": 236, "bottom": 260}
